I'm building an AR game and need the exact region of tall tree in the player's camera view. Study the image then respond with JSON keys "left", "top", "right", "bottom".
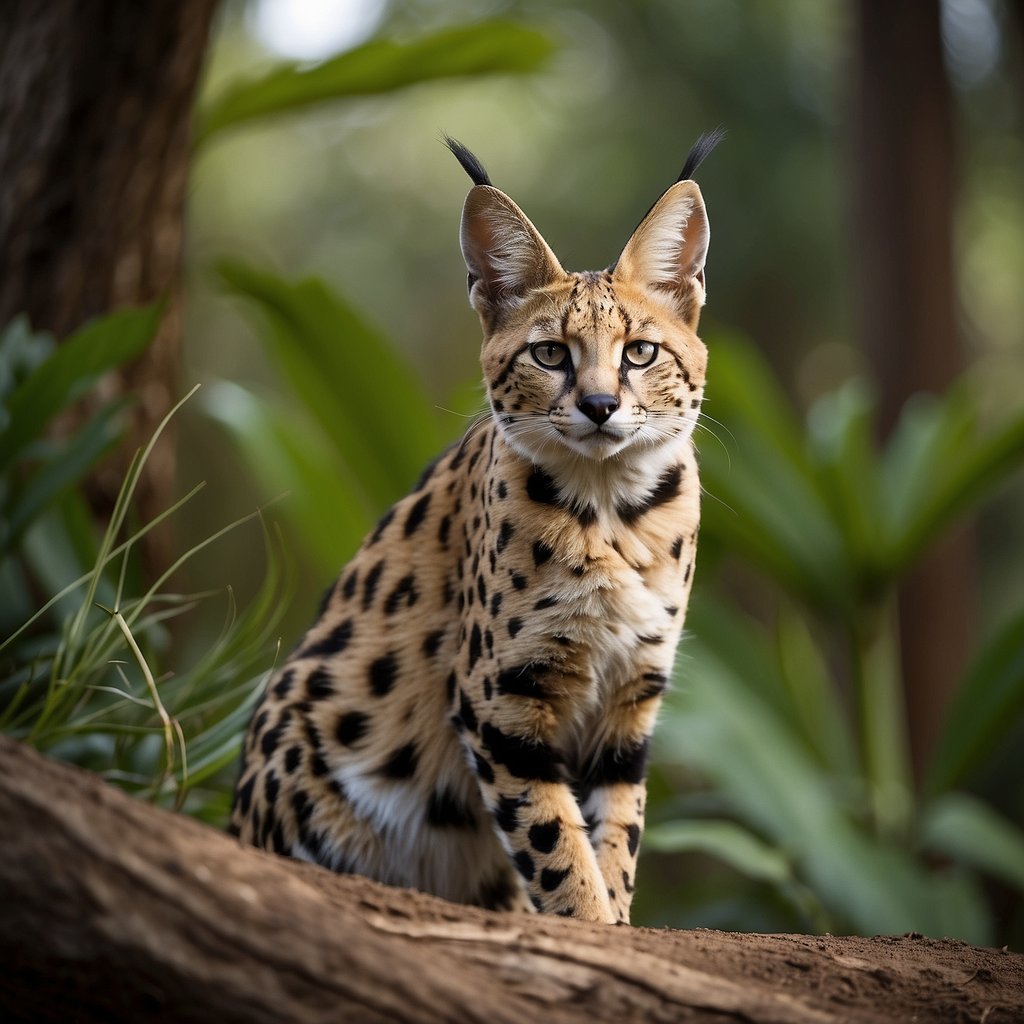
{"left": 853, "top": 0, "right": 974, "bottom": 784}
{"left": 0, "top": 0, "right": 218, "bottom": 552}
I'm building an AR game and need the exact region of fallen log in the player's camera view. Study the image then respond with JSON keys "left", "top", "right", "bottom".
{"left": 0, "top": 736, "right": 1020, "bottom": 1023}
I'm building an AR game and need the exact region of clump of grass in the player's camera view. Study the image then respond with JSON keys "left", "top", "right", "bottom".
{"left": 1, "top": 383, "right": 289, "bottom": 822}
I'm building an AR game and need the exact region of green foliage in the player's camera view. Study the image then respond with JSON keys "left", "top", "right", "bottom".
{"left": 644, "top": 333, "right": 1024, "bottom": 943}
{"left": 195, "top": 20, "right": 553, "bottom": 147}
{"left": 0, "top": 313, "right": 286, "bottom": 821}
{"left": 209, "top": 260, "right": 462, "bottom": 569}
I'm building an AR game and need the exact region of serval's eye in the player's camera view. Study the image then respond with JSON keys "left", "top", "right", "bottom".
{"left": 531, "top": 342, "right": 570, "bottom": 369}
{"left": 622, "top": 340, "right": 659, "bottom": 368}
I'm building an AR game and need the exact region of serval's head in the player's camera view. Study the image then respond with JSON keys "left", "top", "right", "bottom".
{"left": 449, "top": 132, "right": 721, "bottom": 469}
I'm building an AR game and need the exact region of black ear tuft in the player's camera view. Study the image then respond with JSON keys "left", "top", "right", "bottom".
{"left": 678, "top": 127, "right": 726, "bottom": 182}
{"left": 443, "top": 135, "right": 492, "bottom": 187}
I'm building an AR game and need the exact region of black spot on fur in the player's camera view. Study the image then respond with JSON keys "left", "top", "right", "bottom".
{"left": 362, "top": 558, "right": 385, "bottom": 610}
{"left": 291, "top": 788, "right": 313, "bottom": 828}
{"left": 284, "top": 745, "right": 302, "bottom": 774}
{"left": 638, "top": 672, "right": 669, "bottom": 701}
{"left": 540, "top": 866, "right": 569, "bottom": 892}
{"left": 264, "top": 769, "right": 279, "bottom": 807}
{"left": 495, "top": 795, "right": 520, "bottom": 832}
{"left": 533, "top": 595, "right": 558, "bottom": 610}
{"left": 428, "top": 788, "right": 477, "bottom": 828}
{"left": 368, "top": 652, "right": 399, "bottom": 697}
{"left": 513, "top": 851, "right": 536, "bottom": 881}
{"left": 369, "top": 507, "right": 395, "bottom": 544}
{"left": 497, "top": 480, "right": 508, "bottom": 499}
{"left": 591, "top": 737, "right": 651, "bottom": 786}
{"left": 272, "top": 669, "right": 295, "bottom": 700}
{"left": 622, "top": 870, "right": 635, "bottom": 894}
{"left": 477, "top": 574, "right": 487, "bottom": 605}
{"left": 670, "top": 536, "right": 684, "bottom": 559}
{"left": 532, "top": 540, "right": 553, "bottom": 567}
{"left": 303, "top": 618, "right": 354, "bottom": 658}
{"left": 342, "top": 569, "right": 358, "bottom": 600}
{"left": 403, "top": 492, "right": 432, "bottom": 536}
{"left": 336, "top": 710, "right": 370, "bottom": 746}
{"left": 490, "top": 592, "right": 504, "bottom": 617}
{"left": 497, "top": 519, "right": 515, "bottom": 552}
{"left": 617, "top": 464, "right": 683, "bottom": 524}
{"left": 458, "top": 690, "right": 478, "bottom": 732}
{"left": 480, "top": 722, "right": 560, "bottom": 782}
{"left": 511, "top": 572, "right": 528, "bottom": 590}
{"left": 507, "top": 617, "right": 523, "bottom": 638}
{"left": 380, "top": 742, "right": 418, "bottom": 779}
{"left": 496, "top": 662, "right": 547, "bottom": 699}
{"left": 472, "top": 749, "right": 495, "bottom": 784}
{"left": 235, "top": 774, "right": 255, "bottom": 815}
{"left": 438, "top": 514, "right": 452, "bottom": 548}
{"left": 446, "top": 671, "right": 457, "bottom": 703}
{"left": 261, "top": 718, "right": 288, "bottom": 758}
{"left": 468, "top": 623, "right": 482, "bottom": 671}
{"left": 385, "top": 573, "right": 419, "bottom": 615}
{"left": 528, "top": 819, "right": 561, "bottom": 854}
{"left": 306, "top": 667, "right": 333, "bottom": 700}
{"left": 423, "top": 629, "right": 446, "bottom": 657}
{"left": 575, "top": 504, "right": 597, "bottom": 527}
{"left": 626, "top": 822, "right": 641, "bottom": 856}
{"left": 527, "top": 467, "right": 560, "bottom": 505}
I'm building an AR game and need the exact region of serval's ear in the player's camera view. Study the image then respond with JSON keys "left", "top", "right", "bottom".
{"left": 459, "top": 185, "right": 565, "bottom": 322}
{"left": 613, "top": 180, "right": 709, "bottom": 326}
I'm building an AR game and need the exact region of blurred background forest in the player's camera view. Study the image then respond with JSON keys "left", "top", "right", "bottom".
{"left": 2, "top": 0, "right": 1024, "bottom": 947}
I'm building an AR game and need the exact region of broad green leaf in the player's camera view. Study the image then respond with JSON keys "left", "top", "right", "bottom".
{"left": 2, "top": 401, "right": 125, "bottom": 553}
{"left": 882, "top": 387, "right": 1024, "bottom": 574}
{"left": 0, "top": 305, "right": 161, "bottom": 474}
{"left": 217, "top": 260, "right": 443, "bottom": 512}
{"left": 196, "top": 21, "right": 553, "bottom": 146}
{"left": 203, "top": 380, "right": 370, "bottom": 570}
{"left": 774, "top": 604, "right": 858, "bottom": 775}
{"left": 807, "top": 380, "right": 882, "bottom": 575}
{"left": 658, "top": 644, "right": 990, "bottom": 942}
{"left": 922, "top": 792, "right": 1024, "bottom": 892}
{"left": 698, "top": 335, "right": 853, "bottom": 609}
{"left": 645, "top": 819, "right": 792, "bottom": 884}
{"left": 927, "top": 609, "right": 1024, "bottom": 794}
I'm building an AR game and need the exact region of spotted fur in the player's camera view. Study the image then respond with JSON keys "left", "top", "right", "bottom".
{"left": 230, "top": 135, "right": 718, "bottom": 924}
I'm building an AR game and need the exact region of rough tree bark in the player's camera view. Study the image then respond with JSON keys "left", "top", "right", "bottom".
{"left": 853, "top": 0, "right": 975, "bottom": 785}
{"left": 0, "top": 0, "right": 218, "bottom": 558}
{"left": 0, "top": 738, "right": 1021, "bottom": 1024}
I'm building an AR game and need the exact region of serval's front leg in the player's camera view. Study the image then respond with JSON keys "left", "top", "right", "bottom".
{"left": 581, "top": 678, "right": 664, "bottom": 923}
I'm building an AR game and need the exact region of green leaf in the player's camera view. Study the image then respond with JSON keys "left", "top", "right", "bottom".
{"left": 196, "top": 21, "right": 554, "bottom": 147}
{"left": 922, "top": 792, "right": 1024, "bottom": 892}
{"left": 882, "top": 388, "right": 1024, "bottom": 574}
{"left": 658, "top": 643, "right": 991, "bottom": 942}
{"left": 645, "top": 819, "right": 793, "bottom": 885}
{"left": 2, "top": 401, "right": 126, "bottom": 553}
{"left": 698, "top": 340, "right": 852, "bottom": 609}
{"left": 0, "top": 305, "right": 161, "bottom": 474}
{"left": 927, "top": 609, "right": 1024, "bottom": 794}
{"left": 807, "top": 380, "right": 882, "bottom": 576}
{"left": 216, "top": 260, "right": 444, "bottom": 511}
{"left": 203, "top": 380, "right": 370, "bottom": 569}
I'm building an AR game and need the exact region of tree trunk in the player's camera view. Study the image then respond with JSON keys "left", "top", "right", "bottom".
{"left": 853, "top": 0, "right": 975, "bottom": 785}
{"left": 0, "top": 0, "right": 218, "bottom": 561}
{"left": 0, "top": 737, "right": 1020, "bottom": 1024}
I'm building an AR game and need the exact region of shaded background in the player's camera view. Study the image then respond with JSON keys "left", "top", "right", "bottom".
{"left": 2, "top": 0, "right": 1023, "bottom": 946}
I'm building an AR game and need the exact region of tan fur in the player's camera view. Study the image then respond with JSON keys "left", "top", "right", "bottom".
{"left": 231, "top": 160, "right": 710, "bottom": 924}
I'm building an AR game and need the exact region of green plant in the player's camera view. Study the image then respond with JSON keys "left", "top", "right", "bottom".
{"left": 643, "top": 333, "right": 1024, "bottom": 945}
{"left": 1, "top": 312, "right": 287, "bottom": 822}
